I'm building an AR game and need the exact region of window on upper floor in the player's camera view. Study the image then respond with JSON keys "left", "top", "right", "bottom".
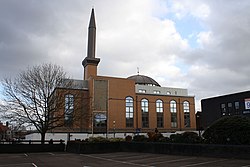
{"left": 141, "top": 99, "right": 149, "bottom": 112}
{"left": 139, "top": 89, "right": 146, "bottom": 93}
{"left": 156, "top": 99, "right": 163, "bottom": 128}
{"left": 170, "top": 100, "right": 177, "bottom": 128}
{"left": 125, "top": 97, "right": 134, "bottom": 127}
{"left": 65, "top": 94, "right": 74, "bottom": 126}
{"left": 228, "top": 102, "right": 232, "bottom": 115}
{"left": 154, "top": 90, "right": 160, "bottom": 94}
{"left": 234, "top": 101, "right": 240, "bottom": 115}
{"left": 183, "top": 101, "right": 190, "bottom": 128}
{"left": 221, "top": 103, "right": 226, "bottom": 116}
{"left": 235, "top": 101, "right": 240, "bottom": 110}
{"left": 141, "top": 99, "right": 149, "bottom": 128}
{"left": 156, "top": 100, "right": 163, "bottom": 113}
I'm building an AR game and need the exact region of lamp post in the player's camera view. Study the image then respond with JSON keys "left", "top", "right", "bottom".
{"left": 113, "top": 121, "right": 116, "bottom": 138}
{"left": 196, "top": 113, "right": 202, "bottom": 137}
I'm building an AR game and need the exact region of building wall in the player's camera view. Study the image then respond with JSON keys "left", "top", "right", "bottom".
{"left": 51, "top": 88, "right": 90, "bottom": 132}
{"left": 135, "top": 85, "right": 188, "bottom": 96}
{"left": 84, "top": 65, "right": 98, "bottom": 80}
{"left": 136, "top": 94, "right": 196, "bottom": 132}
{"left": 53, "top": 76, "right": 196, "bottom": 133}
{"left": 88, "top": 76, "right": 136, "bottom": 133}
{"left": 201, "top": 91, "right": 250, "bottom": 129}
{"left": 86, "top": 76, "right": 196, "bottom": 133}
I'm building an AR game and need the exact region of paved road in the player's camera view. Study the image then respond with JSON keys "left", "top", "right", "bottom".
{"left": 0, "top": 152, "right": 250, "bottom": 167}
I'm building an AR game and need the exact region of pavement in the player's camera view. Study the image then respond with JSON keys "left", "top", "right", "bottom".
{"left": 0, "top": 152, "right": 250, "bottom": 167}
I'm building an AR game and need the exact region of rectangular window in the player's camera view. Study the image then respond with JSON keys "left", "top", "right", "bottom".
{"left": 141, "top": 99, "right": 149, "bottom": 112}
{"left": 153, "top": 90, "right": 160, "bottom": 94}
{"left": 184, "top": 114, "right": 190, "bottom": 127}
{"left": 228, "top": 102, "right": 232, "bottom": 115}
{"left": 126, "top": 118, "right": 133, "bottom": 127}
{"left": 156, "top": 100, "right": 163, "bottom": 113}
{"left": 183, "top": 101, "right": 190, "bottom": 127}
{"left": 171, "top": 113, "right": 177, "bottom": 128}
{"left": 221, "top": 103, "right": 225, "bottom": 108}
{"left": 142, "top": 113, "right": 149, "bottom": 128}
{"left": 126, "top": 97, "right": 134, "bottom": 127}
{"left": 234, "top": 101, "right": 240, "bottom": 115}
{"left": 170, "top": 100, "right": 177, "bottom": 128}
{"left": 221, "top": 103, "right": 226, "bottom": 116}
{"left": 157, "top": 113, "right": 163, "bottom": 128}
{"left": 65, "top": 94, "right": 74, "bottom": 126}
{"left": 139, "top": 89, "right": 146, "bottom": 93}
{"left": 235, "top": 101, "right": 240, "bottom": 110}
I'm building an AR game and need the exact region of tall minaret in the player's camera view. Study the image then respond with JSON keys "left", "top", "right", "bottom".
{"left": 82, "top": 8, "right": 100, "bottom": 80}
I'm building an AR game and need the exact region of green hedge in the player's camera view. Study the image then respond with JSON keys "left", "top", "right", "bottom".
{"left": 203, "top": 116, "right": 250, "bottom": 145}
{"left": 66, "top": 141, "right": 250, "bottom": 159}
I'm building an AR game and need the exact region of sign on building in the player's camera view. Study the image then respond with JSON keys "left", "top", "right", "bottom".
{"left": 245, "top": 98, "right": 250, "bottom": 110}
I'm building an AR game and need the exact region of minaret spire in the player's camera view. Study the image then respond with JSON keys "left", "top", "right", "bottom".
{"left": 87, "top": 8, "right": 96, "bottom": 58}
{"left": 82, "top": 8, "right": 100, "bottom": 80}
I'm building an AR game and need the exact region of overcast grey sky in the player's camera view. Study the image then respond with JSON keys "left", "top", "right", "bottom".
{"left": 1, "top": 0, "right": 250, "bottom": 111}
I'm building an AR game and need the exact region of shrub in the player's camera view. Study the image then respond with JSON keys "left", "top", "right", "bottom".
{"left": 133, "top": 135, "right": 148, "bottom": 142}
{"left": 125, "top": 135, "right": 132, "bottom": 142}
{"left": 147, "top": 132, "right": 164, "bottom": 142}
{"left": 109, "top": 138, "right": 125, "bottom": 142}
{"left": 181, "top": 132, "right": 202, "bottom": 143}
{"left": 158, "top": 137, "right": 171, "bottom": 142}
{"left": 170, "top": 133, "right": 183, "bottom": 143}
{"left": 87, "top": 136, "right": 110, "bottom": 143}
{"left": 203, "top": 116, "right": 250, "bottom": 145}
{"left": 170, "top": 132, "right": 202, "bottom": 144}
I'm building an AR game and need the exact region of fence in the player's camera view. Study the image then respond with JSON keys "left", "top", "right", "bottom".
{"left": 0, "top": 140, "right": 65, "bottom": 153}
{"left": 0, "top": 139, "right": 64, "bottom": 144}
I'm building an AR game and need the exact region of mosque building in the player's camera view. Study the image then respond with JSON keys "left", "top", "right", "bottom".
{"left": 52, "top": 9, "right": 196, "bottom": 134}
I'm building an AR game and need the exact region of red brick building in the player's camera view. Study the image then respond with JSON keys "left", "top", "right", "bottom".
{"left": 52, "top": 9, "right": 196, "bottom": 134}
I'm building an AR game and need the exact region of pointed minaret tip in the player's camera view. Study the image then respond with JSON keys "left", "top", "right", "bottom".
{"left": 82, "top": 7, "right": 100, "bottom": 76}
{"left": 89, "top": 8, "right": 96, "bottom": 28}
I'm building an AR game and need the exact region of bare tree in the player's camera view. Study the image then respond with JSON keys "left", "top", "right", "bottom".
{"left": 0, "top": 63, "right": 79, "bottom": 143}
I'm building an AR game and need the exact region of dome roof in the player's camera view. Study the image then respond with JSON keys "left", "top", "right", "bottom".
{"left": 127, "top": 75, "right": 161, "bottom": 87}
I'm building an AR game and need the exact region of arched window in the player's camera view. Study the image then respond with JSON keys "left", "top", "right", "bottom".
{"left": 65, "top": 94, "right": 74, "bottom": 126}
{"left": 170, "top": 100, "right": 177, "bottom": 128}
{"left": 156, "top": 100, "right": 163, "bottom": 113}
{"left": 141, "top": 99, "right": 149, "bottom": 112}
{"left": 156, "top": 100, "right": 163, "bottom": 128}
{"left": 183, "top": 101, "right": 190, "bottom": 127}
{"left": 126, "top": 97, "right": 134, "bottom": 127}
{"left": 141, "top": 99, "right": 149, "bottom": 128}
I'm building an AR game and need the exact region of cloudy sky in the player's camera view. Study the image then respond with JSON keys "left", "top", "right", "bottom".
{"left": 1, "top": 0, "right": 250, "bottom": 111}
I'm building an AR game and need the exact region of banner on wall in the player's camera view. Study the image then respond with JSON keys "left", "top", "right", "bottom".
{"left": 245, "top": 98, "right": 250, "bottom": 110}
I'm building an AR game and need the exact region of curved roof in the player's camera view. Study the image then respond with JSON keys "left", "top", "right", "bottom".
{"left": 127, "top": 75, "right": 161, "bottom": 87}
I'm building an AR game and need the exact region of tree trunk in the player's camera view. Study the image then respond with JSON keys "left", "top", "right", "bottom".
{"left": 41, "top": 132, "right": 46, "bottom": 144}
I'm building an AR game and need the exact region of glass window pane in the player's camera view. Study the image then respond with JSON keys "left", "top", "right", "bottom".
{"left": 235, "top": 101, "right": 240, "bottom": 110}
{"left": 126, "top": 97, "right": 134, "bottom": 127}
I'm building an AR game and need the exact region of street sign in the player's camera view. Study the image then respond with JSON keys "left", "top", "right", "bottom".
{"left": 245, "top": 98, "right": 250, "bottom": 110}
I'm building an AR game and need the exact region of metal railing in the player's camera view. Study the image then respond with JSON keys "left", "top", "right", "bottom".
{"left": 0, "top": 139, "right": 65, "bottom": 144}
